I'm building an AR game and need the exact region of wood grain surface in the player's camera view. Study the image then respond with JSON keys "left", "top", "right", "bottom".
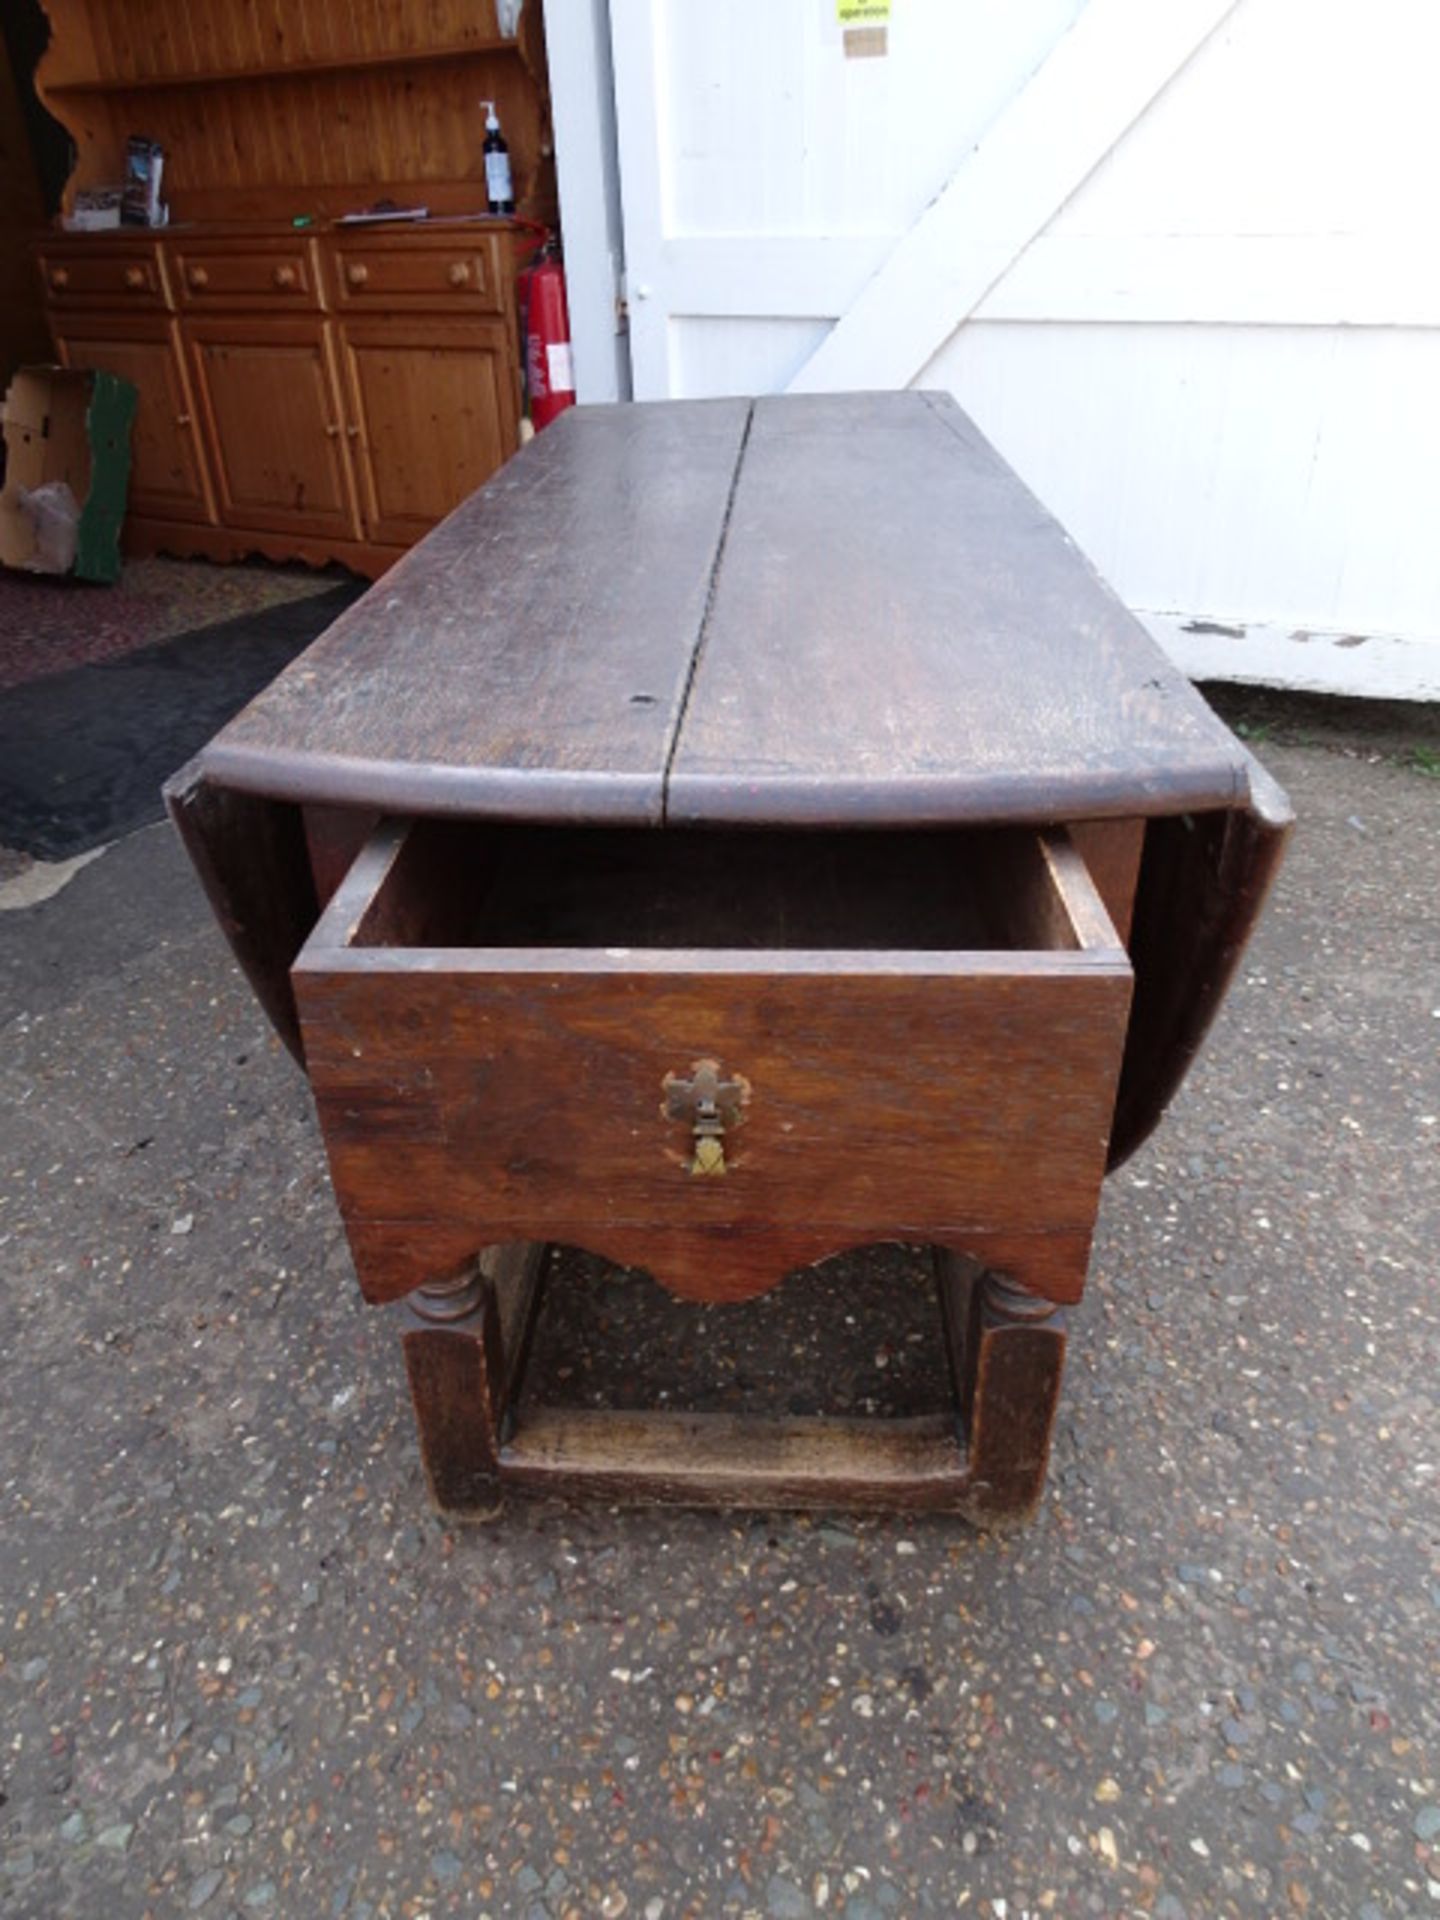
{"left": 166, "top": 762, "right": 316, "bottom": 1060}
{"left": 320, "top": 814, "right": 1105, "bottom": 954}
{"left": 42, "top": 218, "right": 535, "bottom": 576}
{"left": 200, "top": 392, "right": 1253, "bottom": 830}
{"left": 1109, "top": 748, "right": 1292, "bottom": 1163}
{"left": 934, "top": 1254, "right": 1071, "bottom": 1524}
{"left": 667, "top": 392, "right": 1246, "bottom": 826}
{"left": 342, "top": 1219, "right": 1099, "bottom": 1311}
{"left": 39, "top": 0, "right": 557, "bottom": 227}
{"left": 401, "top": 1243, "right": 1086, "bottom": 1519}
{"left": 175, "top": 392, "right": 1288, "bottom": 1170}
{"left": 203, "top": 399, "right": 752, "bottom": 823}
{"left": 499, "top": 1409, "right": 967, "bottom": 1512}
{"left": 399, "top": 1242, "right": 546, "bottom": 1514}
{"left": 167, "top": 389, "right": 1293, "bottom": 1521}
{"left": 298, "top": 963, "right": 1130, "bottom": 1224}
{"left": 1067, "top": 817, "right": 1146, "bottom": 945}
{"left": 293, "top": 819, "right": 1131, "bottom": 1303}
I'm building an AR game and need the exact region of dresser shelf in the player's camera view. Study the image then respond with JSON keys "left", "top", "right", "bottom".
{"left": 44, "top": 39, "right": 522, "bottom": 95}
{"left": 34, "top": 0, "right": 554, "bottom": 575}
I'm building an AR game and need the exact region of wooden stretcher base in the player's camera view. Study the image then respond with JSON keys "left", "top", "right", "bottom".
{"left": 399, "top": 1242, "right": 1072, "bottom": 1527}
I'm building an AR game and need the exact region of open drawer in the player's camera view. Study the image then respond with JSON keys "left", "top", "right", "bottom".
{"left": 292, "top": 821, "right": 1133, "bottom": 1304}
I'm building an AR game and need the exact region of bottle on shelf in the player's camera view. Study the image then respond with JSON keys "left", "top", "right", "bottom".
{"left": 481, "top": 100, "right": 515, "bottom": 216}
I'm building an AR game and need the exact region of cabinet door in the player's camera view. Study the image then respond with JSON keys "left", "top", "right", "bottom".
{"left": 56, "top": 317, "right": 215, "bottom": 526}
{"left": 338, "top": 319, "right": 519, "bottom": 548}
{"left": 185, "top": 317, "right": 361, "bottom": 541}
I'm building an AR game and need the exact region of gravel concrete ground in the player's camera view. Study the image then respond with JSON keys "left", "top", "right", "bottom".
{"left": 1, "top": 700, "right": 1437, "bottom": 1920}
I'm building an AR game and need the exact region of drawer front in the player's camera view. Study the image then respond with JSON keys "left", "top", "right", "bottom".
{"left": 294, "top": 824, "right": 1133, "bottom": 1303}
{"left": 330, "top": 233, "right": 508, "bottom": 314}
{"left": 300, "top": 959, "right": 1131, "bottom": 1242}
{"left": 39, "top": 245, "right": 168, "bottom": 309}
{"left": 173, "top": 241, "right": 321, "bottom": 310}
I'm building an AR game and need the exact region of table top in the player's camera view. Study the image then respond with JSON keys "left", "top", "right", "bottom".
{"left": 202, "top": 391, "right": 1252, "bottom": 828}
{"left": 175, "top": 391, "right": 1291, "bottom": 1167}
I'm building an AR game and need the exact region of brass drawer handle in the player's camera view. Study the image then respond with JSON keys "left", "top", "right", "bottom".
{"left": 188, "top": 265, "right": 209, "bottom": 289}
{"left": 49, "top": 266, "right": 69, "bottom": 289}
{"left": 663, "top": 1059, "right": 750, "bottom": 1177}
{"left": 124, "top": 265, "right": 146, "bottom": 290}
{"left": 273, "top": 264, "right": 298, "bottom": 289}
{"left": 346, "top": 262, "right": 369, "bottom": 287}
{"left": 447, "top": 260, "right": 471, "bottom": 287}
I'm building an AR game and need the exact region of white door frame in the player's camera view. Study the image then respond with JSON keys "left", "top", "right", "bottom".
{"left": 543, "top": 0, "right": 631, "bottom": 403}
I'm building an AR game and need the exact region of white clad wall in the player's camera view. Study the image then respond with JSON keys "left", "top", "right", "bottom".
{"left": 660, "top": 0, "right": 1085, "bottom": 237}
{"left": 601, "top": 0, "right": 1440, "bottom": 697}
{"left": 612, "top": 0, "right": 1085, "bottom": 396}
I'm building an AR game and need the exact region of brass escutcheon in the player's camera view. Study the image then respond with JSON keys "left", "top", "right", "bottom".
{"left": 661, "top": 1058, "right": 750, "bottom": 1177}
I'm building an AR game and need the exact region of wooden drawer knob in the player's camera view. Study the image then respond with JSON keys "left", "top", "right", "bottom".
{"left": 124, "top": 265, "right": 146, "bottom": 290}
{"left": 49, "top": 266, "right": 69, "bottom": 289}
{"left": 447, "top": 260, "right": 472, "bottom": 287}
{"left": 188, "top": 265, "right": 209, "bottom": 289}
{"left": 346, "top": 262, "right": 369, "bottom": 287}
{"left": 273, "top": 264, "right": 298, "bottom": 289}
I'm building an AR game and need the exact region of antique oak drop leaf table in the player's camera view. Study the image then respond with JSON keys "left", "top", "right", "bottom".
{"left": 169, "top": 392, "right": 1290, "bottom": 1525}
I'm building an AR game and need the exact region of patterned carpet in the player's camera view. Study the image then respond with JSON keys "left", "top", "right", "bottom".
{"left": 0, "top": 580, "right": 366, "bottom": 864}
{"left": 0, "top": 556, "right": 347, "bottom": 691}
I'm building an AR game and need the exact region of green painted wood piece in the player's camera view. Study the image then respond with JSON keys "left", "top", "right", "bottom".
{"left": 74, "top": 370, "right": 137, "bottom": 583}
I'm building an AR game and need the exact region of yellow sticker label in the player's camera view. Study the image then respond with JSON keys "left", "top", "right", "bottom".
{"left": 838, "top": 0, "right": 890, "bottom": 22}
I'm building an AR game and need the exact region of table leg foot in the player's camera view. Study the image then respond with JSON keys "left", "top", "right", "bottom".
{"left": 936, "top": 1253, "right": 1071, "bottom": 1526}
{"left": 398, "top": 1245, "right": 546, "bottom": 1520}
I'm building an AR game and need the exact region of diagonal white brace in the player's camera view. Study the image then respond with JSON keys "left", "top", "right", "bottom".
{"left": 787, "top": 0, "right": 1242, "bottom": 395}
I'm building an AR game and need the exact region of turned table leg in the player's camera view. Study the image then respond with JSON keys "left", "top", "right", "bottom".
{"left": 399, "top": 1244, "right": 546, "bottom": 1518}
{"left": 936, "top": 1252, "right": 1072, "bottom": 1525}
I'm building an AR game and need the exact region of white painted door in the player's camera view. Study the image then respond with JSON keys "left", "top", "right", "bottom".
{"left": 605, "top": 0, "right": 1440, "bottom": 698}
{"left": 610, "top": 0, "right": 1097, "bottom": 401}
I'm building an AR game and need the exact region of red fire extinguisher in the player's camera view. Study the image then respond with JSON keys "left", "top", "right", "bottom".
{"left": 518, "top": 240, "right": 576, "bottom": 434}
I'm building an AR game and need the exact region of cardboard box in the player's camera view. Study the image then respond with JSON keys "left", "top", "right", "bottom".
{"left": 0, "top": 366, "right": 137, "bottom": 584}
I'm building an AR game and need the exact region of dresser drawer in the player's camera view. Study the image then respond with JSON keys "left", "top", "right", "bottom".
{"left": 172, "top": 240, "right": 321, "bottom": 310}
{"left": 293, "top": 820, "right": 1133, "bottom": 1303}
{"left": 330, "top": 231, "right": 508, "bottom": 313}
{"left": 38, "top": 244, "right": 168, "bottom": 309}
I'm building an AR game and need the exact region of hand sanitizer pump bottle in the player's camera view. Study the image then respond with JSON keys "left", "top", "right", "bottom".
{"left": 482, "top": 100, "right": 515, "bottom": 216}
